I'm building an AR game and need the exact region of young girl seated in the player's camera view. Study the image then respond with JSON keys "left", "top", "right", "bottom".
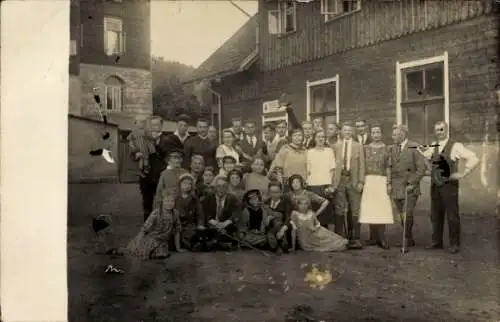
{"left": 290, "top": 194, "right": 348, "bottom": 252}
{"left": 286, "top": 174, "right": 329, "bottom": 216}
{"left": 227, "top": 169, "right": 245, "bottom": 201}
{"left": 175, "top": 173, "right": 205, "bottom": 251}
{"left": 238, "top": 189, "right": 290, "bottom": 254}
{"left": 197, "top": 166, "right": 215, "bottom": 199}
{"left": 243, "top": 157, "right": 270, "bottom": 199}
{"left": 127, "top": 189, "right": 181, "bottom": 260}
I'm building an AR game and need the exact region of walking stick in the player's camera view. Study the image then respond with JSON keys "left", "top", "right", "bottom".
{"left": 209, "top": 223, "right": 273, "bottom": 257}
{"left": 401, "top": 187, "right": 408, "bottom": 254}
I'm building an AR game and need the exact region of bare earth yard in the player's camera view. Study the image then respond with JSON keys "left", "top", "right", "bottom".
{"left": 68, "top": 184, "right": 499, "bottom": 322}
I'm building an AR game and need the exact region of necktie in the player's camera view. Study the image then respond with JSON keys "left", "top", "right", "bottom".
{"left": 343, "top": 140, "right": 348, "bottom": 170}
{"left": 216, "top": 197, "right": 223, "bottom": 221}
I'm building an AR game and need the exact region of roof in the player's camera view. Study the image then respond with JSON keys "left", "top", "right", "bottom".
{"left": 184, "top": 14, "right": 258, "bottom": 83}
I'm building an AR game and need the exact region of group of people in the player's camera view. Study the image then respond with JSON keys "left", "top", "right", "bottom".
{"left": 93, "top": 112, "right": 479, "bottom": 263}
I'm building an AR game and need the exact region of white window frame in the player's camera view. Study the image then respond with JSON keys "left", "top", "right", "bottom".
{"left": 268, "top": 1, "right": 297, "bottom": 35}
{"left": 395, "top": 52, "right": 449, "bottom": 125}
{"left": 306, "top": 74, "right": 340, "bottom": 123}
{"left": 104, "top": 17, "right": 125, "bottom": 55}
{"left": 321, "top": 0, "right": 362, "bottom": 23}
{"left": 104, "top": 84, "right": 123, "bottom": 112}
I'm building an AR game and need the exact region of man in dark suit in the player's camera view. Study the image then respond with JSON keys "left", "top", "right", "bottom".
{"left": 302, "top": 120, "right": 315, "bottom": 149}
{"left": 237, "top": 119, "right": 264, "bottom": 170}
{"left": 355, "top": 119, "right": 372, "bottom": 145}
{"left": 139, "top": 116, "right": 167, "bottom": 221}
{"left": 160, "top": 114, "right": 191, "bottom": 159}
{"left": 200, "top": 176, "right": 242, "bottom": 250}
{"left": 332, "top": 121, "right": 366, "bottom": 249}
{"left": 387, "top": 124, "right": 427, "bottom": 250}
{"left": 265, "top": 181, "right": 295, "bottom": 250}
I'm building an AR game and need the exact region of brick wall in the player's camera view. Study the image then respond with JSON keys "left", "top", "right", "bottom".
{"left": 218, "top": 15, "right": 498, "bottom": 214}
{"left": 79, "top": 63, "right": 152, "bottom": 117}
{"left": 68, "top": 115, "right": 119, "bottom": 183}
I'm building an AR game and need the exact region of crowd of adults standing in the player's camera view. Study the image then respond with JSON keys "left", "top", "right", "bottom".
{"left": 127, "top": 111, "right": 479, "bottom": 255}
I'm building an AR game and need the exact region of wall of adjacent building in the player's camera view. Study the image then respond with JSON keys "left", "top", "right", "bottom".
{"left": 68, "top": 115, "right": 119, "bottom": 183}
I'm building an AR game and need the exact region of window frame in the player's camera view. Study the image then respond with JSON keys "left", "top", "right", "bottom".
{"left": 306, "top": 75, "right": 340, "bottom": 123}
{"left": 396, "top": 52, "right": 449, "bottom": 144}
{"left": 268, "top": 1, "right": 297, "bottom": 36}
{"left": 321, "top": 0, "right": 362, "bottom": 23}
{"left": 104, "top": 81, "right": 123, "bottom": 112}
{"left": 103, "top": 16, "right": 125, "bottom": 56}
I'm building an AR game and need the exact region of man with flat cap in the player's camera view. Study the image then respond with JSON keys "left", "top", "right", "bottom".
{"left": 153, "top": 148, "right": 188, "bottom": 209}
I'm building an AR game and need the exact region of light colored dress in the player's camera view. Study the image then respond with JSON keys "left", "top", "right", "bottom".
{"left": 306, "top": 147, "right": 336, "bottom": 186}
{"left": 291, "top": 210, "right": 347, "bottom": 252}
{"left": 359, "top": 144, "right": 394, "bottom": 224}
{"left": 126, "top": 208, "right": 178, "bottom": 260}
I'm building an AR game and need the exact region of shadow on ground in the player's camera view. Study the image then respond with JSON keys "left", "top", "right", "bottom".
{"left": 68, "top": 184, "right": 500, "bottom": 322}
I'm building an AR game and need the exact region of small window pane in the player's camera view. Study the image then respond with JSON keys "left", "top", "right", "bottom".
{"left": 343, "top": 0, "right": 358, "bottom": 12}
{"left": 106, "top": 88, "right": 113, "bottom": 110}
{"left": 425, "top": 102, "right": 445, "bottom": 143}
{"left": 404, "top": 70, "right": 424, "bottom": 101}
{"left": 324, "top": 83, "right": 336, "bottom": 111}
{"left": 311, "top": 86, "right": 325, "bottom": 113}
{"left": 425, "top": 64, "right": 444, "bottom": 98}
{"left": 404, "top": 105, "right": 426, "bottom": 144}
{"left": 268, "top": 11, "right": 279, "bottom": 34}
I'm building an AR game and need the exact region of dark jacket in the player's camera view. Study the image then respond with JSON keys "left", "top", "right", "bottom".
{"left": 184, "top": 135, "right": 217, "bottom": 168}
{"left": 200, "top": 193, "right": 241, "bottom": 226}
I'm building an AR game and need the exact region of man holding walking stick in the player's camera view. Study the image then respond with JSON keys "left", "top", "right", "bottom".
{"left": 387, "top": 124, "right": 427, "bottom": 251}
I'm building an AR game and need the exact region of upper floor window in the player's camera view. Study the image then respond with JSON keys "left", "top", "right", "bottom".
{"left": 268, "top": 1, "right": 296, "bottom": 35}
{"left": 105, "top": 76, "right": 124, "bottom": 112}
{"left": 321, "top": 0, "right": 361, "bottom": 22}
{"left": 104, "top": 17, "right": 125, "bottom": 56}
{"left": 306, "top": 75, "right": 340, "bottom": 124}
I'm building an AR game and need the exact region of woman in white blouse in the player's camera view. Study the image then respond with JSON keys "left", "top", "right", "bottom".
{"left": 216, "top": 128, "right": 240, "bottom": 170}
{"left": 306, "top": 129, "right": 336, "bottom": 228}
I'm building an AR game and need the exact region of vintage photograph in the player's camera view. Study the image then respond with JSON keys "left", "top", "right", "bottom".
{"left": 67, "top": 0, "right": 499, "bottom": 321}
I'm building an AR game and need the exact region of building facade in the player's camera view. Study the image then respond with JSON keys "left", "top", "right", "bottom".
{"left": 190, "top": 0, "right": 499, "bottom": 213}
{"left": 69, "top": 0, "right": 152, "bottom": 127}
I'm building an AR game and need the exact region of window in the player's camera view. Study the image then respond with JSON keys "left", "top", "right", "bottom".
{"left": 104, "top": 76, "right": 123, "bottom": 112}
{"left": 306, "top": 75, "right": 340, "bottom": 123}
{"left": 321, "top": 0, "right": 361, "bottom": 22}
{"left": 268, "top": 1, "right": 296, "bottom": 35}
{"left": 104, "top": 17, "right": 125, "bottom": 55}
{"left": 396, "top": 53, "right": 449, "bottom": 145}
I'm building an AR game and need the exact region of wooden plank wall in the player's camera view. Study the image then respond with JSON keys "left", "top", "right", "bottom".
{"left": 260, "top": 0, "right": 494, "bottom": 71}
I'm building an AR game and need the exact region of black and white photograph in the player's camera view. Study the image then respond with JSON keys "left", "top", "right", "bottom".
{"left": 2, "top": 0, "right": 499, "bottom": 321}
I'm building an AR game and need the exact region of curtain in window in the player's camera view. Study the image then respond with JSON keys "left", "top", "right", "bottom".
{"left": 106, "top": 30, "right": 119, "bottom": 55}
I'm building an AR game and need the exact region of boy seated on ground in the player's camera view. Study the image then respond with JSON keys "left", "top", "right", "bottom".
{"left": 238, "top": 189, "right": 291, "bottom": 254}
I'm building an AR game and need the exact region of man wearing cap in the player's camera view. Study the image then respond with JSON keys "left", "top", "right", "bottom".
{"left": 153, "top": 148, "right": 189, "bottom": 209}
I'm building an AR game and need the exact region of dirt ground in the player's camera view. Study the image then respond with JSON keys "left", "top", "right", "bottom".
{"left": 68, "top": 184, "right": 499, "bottom": 322}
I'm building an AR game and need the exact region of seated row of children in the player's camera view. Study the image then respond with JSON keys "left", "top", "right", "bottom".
{"left": 93, "top": 150, "right": 348, "bottom": 261}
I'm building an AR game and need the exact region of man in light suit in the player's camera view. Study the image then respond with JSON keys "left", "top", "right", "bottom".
{"left": 355, "top": 119, "right": 372, "bottom": 145}
{"left": 332, "top": 121, "right": 366, "bottom": 249}
{"left": 387, "top": 124, "right": 427, "bottom": 250}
